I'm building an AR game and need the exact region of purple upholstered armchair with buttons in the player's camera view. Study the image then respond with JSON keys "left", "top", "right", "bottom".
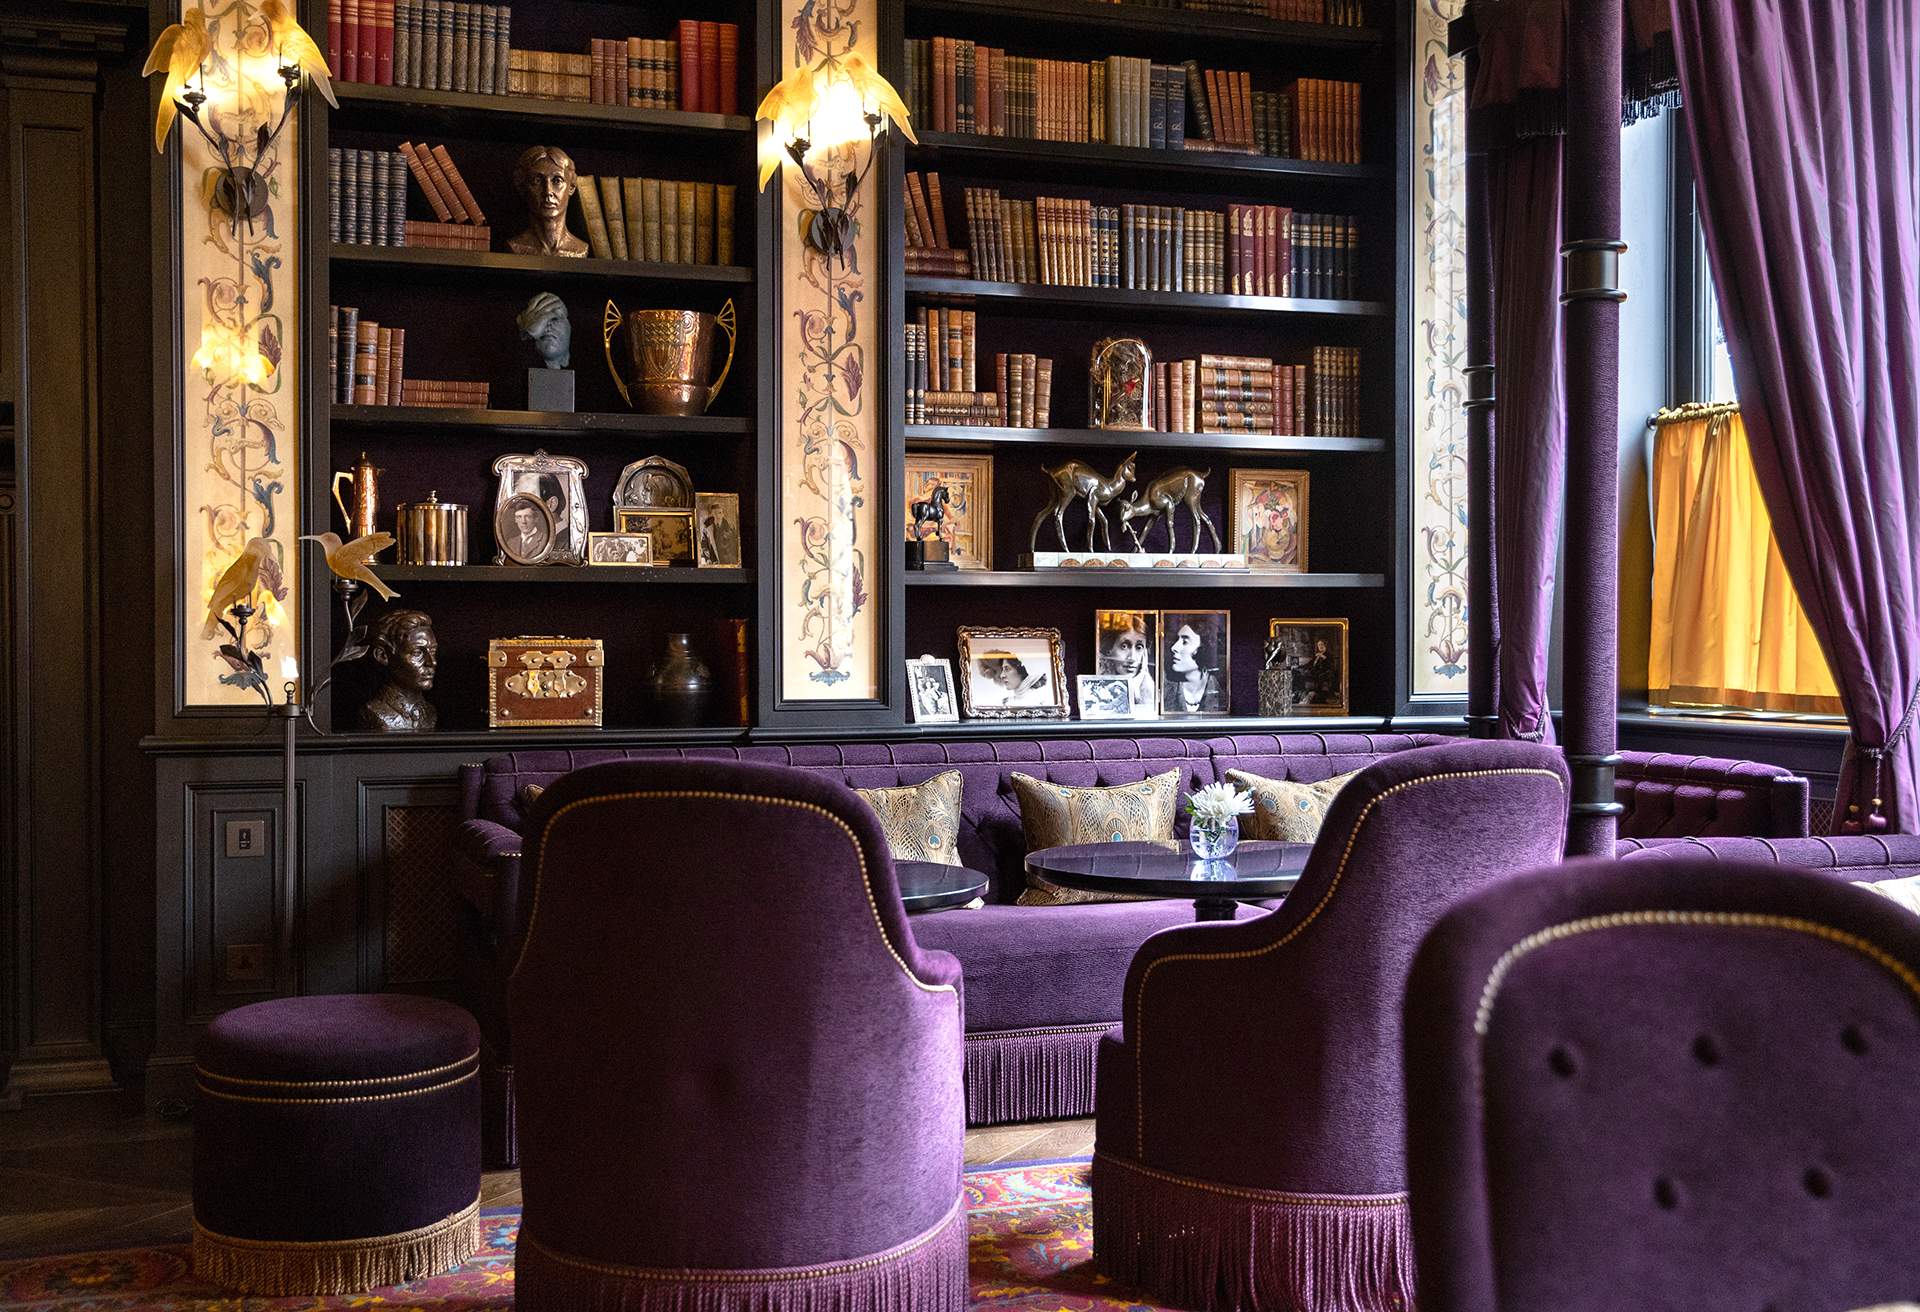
{"left": 1093, "top": 740, "right": 1571, "bottom": 1312}
{"left": 507, "top": 760, "right": 968, "bottom": 1311}
{"left": 1404, "top": 855, "right": 1920, "bottom": 1312}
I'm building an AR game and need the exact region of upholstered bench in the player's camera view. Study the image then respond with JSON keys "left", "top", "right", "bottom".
{"left": 191, "top": 994, "right": 483, "bottom": 1295}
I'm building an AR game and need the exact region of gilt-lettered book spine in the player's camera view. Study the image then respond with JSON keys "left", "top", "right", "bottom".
{"left": 355, "top": 150, "right": 375, "bottom": 244}
{"left": 387, "top": 327, "right": 407, "bottom": 405}
{"left": 353, "top": 318, "right": 380, "bottom": 405}
{"left": 336, "top": 307, "right": 358, "bottom": 402}
{"left": 1035, "top": 357, "right": 1053, "bottom": 428}
{"left": 328, "top": 305, "right": 339, "bottom": 397}
{"left": 327, "top": 148, "right": 343, "bottom": 243}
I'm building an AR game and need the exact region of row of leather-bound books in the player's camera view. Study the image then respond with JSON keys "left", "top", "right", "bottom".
{"left": 1109, "top": 0, "right": 1367, "bottom": 21}
{"left": 904, "top": 335, "right": 1054, "bottom": 428}
{"left": 575, "top": 177, "right": 738, "bottom": 266}
{"left": 904, "top": 38, "right": 1359, "bottom": 163}
{"left": 326, "top": 309, "right": 486, "bottom": 410}
{"left": 329, "top": 143, "right": 490, "bottom": 248}
{"left": 328, "top": 0, "right": 511, "bottom": 94}
{"left": 1146, "top": 348, "right": 1360, "bottom": 436}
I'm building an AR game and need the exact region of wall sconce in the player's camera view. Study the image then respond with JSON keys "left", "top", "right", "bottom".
{"left": 192, "top": 322, "right": 275, "bottom": 387}
{"left": 756, "top": 50, "right": 915, "bottom": 261}
{"left": 145, "top": 1, "right": 337, "bottom": 234}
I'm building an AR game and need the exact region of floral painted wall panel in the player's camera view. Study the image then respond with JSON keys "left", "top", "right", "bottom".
{"left": 1410, "top": 0, "right": 1468, "bottom": 699}
{"left": 178, "top": 0, "right": 300, "bottom": 705}
{"left": 775, "top": 0, "right": 883, "bottom": 702}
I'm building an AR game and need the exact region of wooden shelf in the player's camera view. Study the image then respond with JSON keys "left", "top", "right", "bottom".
{"left": 911, "top": 132, "right": 1384, "bottom": 185}
{"left": 906, "top": 424, "right": 1383, "bottom": 454}
{"left": 333, "top": 82, "right": 752, "bottom": 137}
{"left": 330, "top": 244, "right": 752, "bottom": 284}
{"left": 331, "top": 406, "right": 752, "bottom": 437}
{"left": 906, "top": 569, "right": 1384, "bottom": 588}
{"left": 904, "top": 275, "right": 1387, "bottom": 321}
{"left": 378, "top": 565, "right": 753, "bottom": 584}
{"left": 906, "top": 0, "right": 1384, "bottom": 50}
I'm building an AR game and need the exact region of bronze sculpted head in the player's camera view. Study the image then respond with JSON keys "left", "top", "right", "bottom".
{"left": 359, "top": 608, "right": 439, "bottom": 733}
{"left": 507, "top": 145, "right": 588, "bottom": 258}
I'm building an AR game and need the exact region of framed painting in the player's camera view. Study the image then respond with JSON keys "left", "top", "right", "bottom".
{"left": 904, "top": 453, "right": 993, "bottom": 570}
{"left": 1227, "top": 469, "right": 1310, "bottom": 572}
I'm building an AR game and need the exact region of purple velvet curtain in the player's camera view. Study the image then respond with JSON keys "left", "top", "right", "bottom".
{"left": 1671, "top": 0, "right": 1920, "bottom": 833}
{"left": 1488, "top": 137, "right": 1564, "bottom": 742}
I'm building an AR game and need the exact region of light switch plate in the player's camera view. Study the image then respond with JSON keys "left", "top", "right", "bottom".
{"left": 224, "top": 818, "right": 267, "bottom": 858}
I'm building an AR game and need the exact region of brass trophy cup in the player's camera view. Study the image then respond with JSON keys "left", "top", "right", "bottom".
{"left": 602, "top": 298, "right": 737, "bottom": 416}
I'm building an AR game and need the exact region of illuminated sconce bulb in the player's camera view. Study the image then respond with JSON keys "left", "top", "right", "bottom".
{"left": 192, "top": 324, "right": 273, "bottom": 387}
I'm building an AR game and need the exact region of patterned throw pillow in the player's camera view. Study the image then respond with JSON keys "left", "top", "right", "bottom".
{"left": 1857, "top": 876, "right": 1920, "bottom": 916}
{"left": 519, "top": 783, "right": 546, "bottom": 811}
{"left": 1227, "top": 768, "right": 1362, "bottom": 843}
{"left": 1011, "top": 770, "right": 1180, "bottom": 906}
{"left": 854, "top": 770, "right": 965, "bottom": 866}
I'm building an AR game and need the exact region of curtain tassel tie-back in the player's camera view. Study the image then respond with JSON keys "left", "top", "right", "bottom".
{"left": 1844, "top": 680, "right": 1920, "bottom": 834}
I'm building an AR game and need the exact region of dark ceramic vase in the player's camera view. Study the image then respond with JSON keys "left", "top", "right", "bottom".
{"left": 649, "top": 633, "right": 711, "bottom": 726}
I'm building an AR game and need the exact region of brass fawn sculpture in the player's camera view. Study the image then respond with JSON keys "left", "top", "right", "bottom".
{"left": 1029, "top": 452, "right": 1137, "bottom": 553}
{"left": 1116, "top": 467, "right": 1222, "bottom": 554}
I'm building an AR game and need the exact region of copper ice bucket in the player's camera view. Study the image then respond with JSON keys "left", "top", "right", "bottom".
{"left": 602, "top": 298, "right": 736, "bottom": 415}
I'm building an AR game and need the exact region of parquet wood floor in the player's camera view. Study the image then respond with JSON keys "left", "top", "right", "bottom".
{"left": 0, "top": 1089, "right": 1092, "bottom": 1259}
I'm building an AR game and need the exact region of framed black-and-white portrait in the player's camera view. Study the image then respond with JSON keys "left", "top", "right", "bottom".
{"left": 1094, "top": 609, "right": 1158, "bottom": 717}
{"left": 1262, "top": 618, "right": 1349, "bottom": 716}
{"left": 495, "top": 492, "right": 557, "bottom": 565}
{"left": 615, "top": 509, "right": 694, "bottom": 564}
{"left": 696, "top": 492, "right": 742, "bottom": 568}
{"left": 905, "top": 656, "right": 960, "bottom": 724}
{"left": 1077, "top": 674, "right": 1136, "bottom": 720}
{"left": 957, "top": 626, "right": 1069, "bottom": 720}
{"left": 1160, "top": 610, "right": 1231, "bottom": 717}
{"left": 586, "top": 531, "right": 656, "bottom": 565}
{"left": 493, "top": 449, "right": 588, "bottom": 564}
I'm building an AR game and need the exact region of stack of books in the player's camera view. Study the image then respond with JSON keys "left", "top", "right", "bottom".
{"left": 398, "top": 141, "right": 488, "bottom": 247}
{"left": 901, "top": 312, "right": 1053, "bottom": 427}
{"left": 1147, "top": 348, "right": 1360, "bottom": 436}
{"left": 329, "top": 149, "right": 408, "bottom": 247}
{"left": 905, "top": 172, "right": 968, "bottom": 275}
{"left": 331, "top": 1, "right": 513, "bottom": 93}
{"left": 329, "top": 307, "right": 407, "bottom": 406}
{"left": 399, "top": 378, "right": 491, "bottom": 408}
{"left": 511, "top": 20, "right": 738, "bottom": 110}
{"left": 575, "top": 177, "right": 737, "bottom": 265}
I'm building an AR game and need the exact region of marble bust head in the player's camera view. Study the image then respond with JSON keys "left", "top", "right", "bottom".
{"left": 507, "top": 145, "right": 588, "bottom": 258}
{"left": 358, "top": 608, "right": 439, "bottom": 733}
{"left": 517, "top": 292, "right": 572, "bottom": 369}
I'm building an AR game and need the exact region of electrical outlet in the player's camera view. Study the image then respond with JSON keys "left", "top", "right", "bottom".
{"left": 224, "top": 818, "right": 267, "bottom": 858}
{"left": 225, "top": 943, "right": 267, "bottom": 982}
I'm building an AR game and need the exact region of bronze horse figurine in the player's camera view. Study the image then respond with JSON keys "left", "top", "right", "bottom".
{"left": 1116, "top": 467, "right": 1222, "bottom": 554}
{"left": 1029, "top": 452, "right": 1137, "bottom": 553}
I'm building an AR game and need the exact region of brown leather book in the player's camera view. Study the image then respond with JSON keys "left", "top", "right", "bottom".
{"left": 431, "top": 144, "right": 485, "bottom": 224}
{"left": 398, "top": 141, "right": 454, "bottom": 221}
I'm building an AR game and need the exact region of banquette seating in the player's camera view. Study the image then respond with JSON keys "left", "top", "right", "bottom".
{"left": 451, "top": 733, "right": 1814, "bottom": 1163}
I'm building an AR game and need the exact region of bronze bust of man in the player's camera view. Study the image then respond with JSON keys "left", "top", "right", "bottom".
{"left": 506, "top": 145, "right": 588, "bottom": 258}
{"left": 359, "top": 608, "right": 440, "bottom": 733}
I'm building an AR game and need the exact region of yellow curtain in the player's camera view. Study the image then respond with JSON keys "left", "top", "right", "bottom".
{"left": 1647, "top": 405, "right": 1841, "bottom": 714}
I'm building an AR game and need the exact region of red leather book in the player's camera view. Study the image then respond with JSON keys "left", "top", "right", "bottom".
{"left": 328, "top": 0, "right": 343, "bottom": 79}
{"left": 1253, "top": 204, "right": 1268, "bottom": 297}
{"left": 375, "top": 0, "right": 394, "bottom": 85}
{"left": 677, "top": 19, "right": 700, "bottom": 112}
{"left": 357, "top": 0, "right": 376, "bottom": 86}
{"left": 717, "top": 23, "right": 738, "bottom": 115}
{"left": 698, "top": 21, "right": 720, "bottom": 115}
{"left": 342, "top": 0, "right": 360, "bottom": 81}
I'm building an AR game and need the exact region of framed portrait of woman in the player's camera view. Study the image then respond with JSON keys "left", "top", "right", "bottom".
{"left": 1228, "top": 469, "right": 1310, "bottom": 572}
{"left": 1159, "top": 611, "right": 1231, "bottom": 717}
{"left": 1094, "top": 609, "right": 1158, "bottom": 716}
{"left": 956, "top": 626, "right": 1069, "bottom": 720}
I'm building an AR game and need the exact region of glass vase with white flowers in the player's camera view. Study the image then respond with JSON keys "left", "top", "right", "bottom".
{"left": 1186, "top": 782, "right": 1254, "bottom": 861}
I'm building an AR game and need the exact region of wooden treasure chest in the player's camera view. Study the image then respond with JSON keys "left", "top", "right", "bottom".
{"left": 487, "top": 636, "right": 605, "bottom": 728}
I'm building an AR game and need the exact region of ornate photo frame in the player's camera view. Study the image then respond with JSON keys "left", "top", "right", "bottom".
{"left": 493, "top": 450, "right": 589, "bottom": 565}
{"left": 956, "top": 625, "right": 1070, "bottom": 720}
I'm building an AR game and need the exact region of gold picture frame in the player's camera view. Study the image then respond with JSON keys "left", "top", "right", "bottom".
{"left": 695, "top": 492, "right": 742, "bottom": 568}
{"left": 1227, "top": 469, "right": 1311, "bottom": 572}
{"left": 956, "top": 625, "right": 1069, "bottom": 720}
{"left": 1263, "top": 617, "right": 1350, "bottom": 716}
{"left": 904, "top": 453, "right": 994, "bottom": 570}
{"left": 586, "top": 531, "right": 657, "bottom": 565}
{"left": 614, "top": 508, "right": 693, "bottom": 564}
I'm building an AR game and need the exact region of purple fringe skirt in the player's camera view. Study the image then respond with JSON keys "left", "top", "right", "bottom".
{"left": 1092, "top": 1151, "right": 1415, "bottom": 1312}
{"left": 513, "top": 1192, "right": 969, "bottom": 1312}
{"left": 964, "top": 1025, "right": 1109, "bottom": 1125}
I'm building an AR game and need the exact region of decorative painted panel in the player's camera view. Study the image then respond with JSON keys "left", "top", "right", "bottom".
{"left": 776, "top": 0, "right": 882, "bottom": 701}
{"left": 1410, "top": 0, "right": 1468, "bottom": 698}
{"left": 177, "top": 0, "right": 300, "bottom": 705}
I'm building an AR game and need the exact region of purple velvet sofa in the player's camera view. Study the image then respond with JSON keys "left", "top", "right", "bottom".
{"left": 452, "top": 734, "right": 1813, "bottom": 1162}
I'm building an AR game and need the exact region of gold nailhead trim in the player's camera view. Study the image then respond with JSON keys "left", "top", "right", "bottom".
{"left": 519, "top": 1192, "right": 964, "bottom": 1283}
{"left": 1134, "top": 767, "right": 1569, "bottom": 1160}
{"left": 967, "top": 1023, "right": 1113, "bottom": 1042}
{"left": 1095, "top": 1150, "right": 1408, "bottom": 1208}
{"left": 196, "top": 1050, "right": 478, "bottom": 1091}
{"left": 193, "top": 1067, "right": 478, "bottom": 1106}
{"left": 515, "top": 789, "right": 957, "bottom": 998}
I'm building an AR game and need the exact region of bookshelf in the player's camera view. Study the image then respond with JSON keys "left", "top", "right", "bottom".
{"left": 304, "top": 0, "right": 768, "bottom": 736}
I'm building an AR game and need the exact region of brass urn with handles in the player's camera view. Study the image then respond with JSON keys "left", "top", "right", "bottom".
{"left": 602, "top": 298, "right": 737, "bottom": 415}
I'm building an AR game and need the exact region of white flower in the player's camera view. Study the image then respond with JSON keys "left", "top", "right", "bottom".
{"left": 1187, "top": 782, "right": 1254, "bottom": 827}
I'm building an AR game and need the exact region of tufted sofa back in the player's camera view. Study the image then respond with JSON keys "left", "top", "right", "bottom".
{"left": 1613, "top": 750, "right": 1809, "bottom": 838}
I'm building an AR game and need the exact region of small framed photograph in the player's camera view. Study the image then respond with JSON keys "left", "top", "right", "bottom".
{"left": 904, "top": 453, "right": 994, "bottom": 569}
{"left": 695, "top": 492, "right": 743, "bottom": 568}
{"left": 1160, "top": 610, "right": 1231, "bottom": 717}
{"left": 587, "top": 531, "right": 656, "bottom": 566}
{"left": 496, "top": 491, "right": 558, "bottom": 565}
{"left": 905, "top": 656, "right": 960, "bottom": 724}
{"left": 493, "top": 450, "right": 589, "bottom": 564}
{"left": 1077, "top": 674, "right": 1136, "bottom": 720}
{"left": 1228, "top": 469, "right": 1311, "bottom": 572}
{"left": 615, "top": 509, "right": 694, "bottom": 564}
{"left": 1263, "top": 618, "right": 1349, "bottom": 716}
{"left": 1094, "top": 609, "right": 1158, "bottom": 717}
{"left": 957, "top": 625, "right": 1069, "bottom": 720}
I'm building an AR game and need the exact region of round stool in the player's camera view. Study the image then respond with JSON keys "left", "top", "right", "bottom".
{"left": 191, "top": 994, "right": 483, "bottom": 1295}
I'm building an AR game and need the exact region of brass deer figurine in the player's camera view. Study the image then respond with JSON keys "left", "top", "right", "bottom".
{"left": 1116, "top": 467, "right": 1222, "bottom": 554}
{"left": 1029, "top": 452, "right": 1137, "bottom": 553}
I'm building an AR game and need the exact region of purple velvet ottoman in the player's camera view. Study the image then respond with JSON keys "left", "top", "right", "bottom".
{"left": 191, "top": 994, "right": 484, "bottom": 1295}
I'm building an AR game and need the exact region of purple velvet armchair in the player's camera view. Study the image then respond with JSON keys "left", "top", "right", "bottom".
{"left": 1404, "top": 854, "right": 1920, "bottom": 1311}
{"left": 507, "top": 760, "right": 969, "bottom": 1311}
{"left": 1092, "top": 740, "right": 1570, "bottom": 1312}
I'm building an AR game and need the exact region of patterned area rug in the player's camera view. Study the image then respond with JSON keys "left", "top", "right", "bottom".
{"left": 0, "top": 1161, "right": 1169, "bottom": 1311}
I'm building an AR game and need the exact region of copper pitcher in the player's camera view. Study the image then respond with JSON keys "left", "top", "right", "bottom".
{"left": 602, "top": 298, "right": 736, "bottom": 415}
{"left": 332, "top": 452, "right": 382, "bottom": 538}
